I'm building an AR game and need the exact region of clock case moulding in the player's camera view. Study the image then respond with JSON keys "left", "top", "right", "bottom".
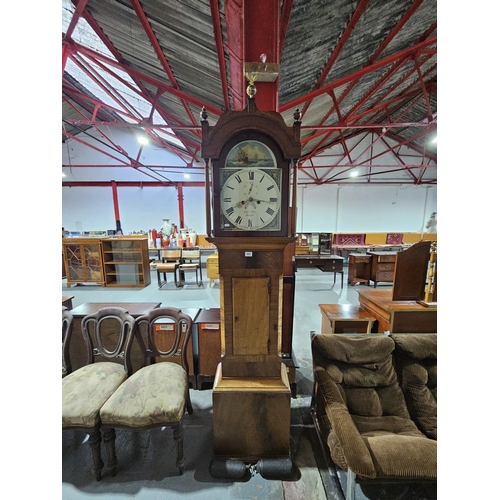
{"left": 201, "top": 97, "right": 302, "bottom": 238}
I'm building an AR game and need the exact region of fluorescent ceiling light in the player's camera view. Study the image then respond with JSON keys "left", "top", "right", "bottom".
{"left": 183, "top": 173, "right": 190, "bottom": 179}
{"left": 350, "top": 170, "right": 358, "bottom": 177}
{"left": 138, "top": 136, "right": 149, "bottom": 145}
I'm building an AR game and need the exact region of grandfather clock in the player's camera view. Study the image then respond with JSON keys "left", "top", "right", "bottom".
{"left": 201, "top": 84, "right": 301, "bottom": 476}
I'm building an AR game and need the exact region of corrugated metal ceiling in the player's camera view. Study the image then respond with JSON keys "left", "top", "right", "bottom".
{"left": 62, "top": 0, "right": 436, "bottom": 185}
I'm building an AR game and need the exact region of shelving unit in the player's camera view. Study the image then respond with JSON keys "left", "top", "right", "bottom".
{"left": 62, "top": 238, "right": 105, "bottom": 287}
{"left": 101, "top": 237, "right": 151, "bottom": 287}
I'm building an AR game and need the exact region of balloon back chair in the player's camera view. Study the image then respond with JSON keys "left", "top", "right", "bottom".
{"left": 62, "top": 307, "right": 135, "bottom": 480}
{"left": 62, "top": 306, "right": 74, "bottom": 378}
{"left": 99, "top": 307, "right": 194, "bottom": 476}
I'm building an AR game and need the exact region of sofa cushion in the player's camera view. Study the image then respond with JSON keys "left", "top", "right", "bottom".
{"left": 392, "top": 334, "right": 437, "bottom": 439}
{"left": 99, "top": 361, "right": 188, "bottom": 428}
{"left": 313, "top": 334, "right": 408, "bottom": 419}
{"left": 62, "top": 362, "right": 128, "bottom": 428}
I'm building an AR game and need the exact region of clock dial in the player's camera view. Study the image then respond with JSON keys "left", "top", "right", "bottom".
{"left": 220, "top": 168, "right": 281, "bottom": 231}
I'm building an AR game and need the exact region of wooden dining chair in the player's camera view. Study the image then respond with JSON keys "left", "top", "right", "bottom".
{"left": 62, "top": 307, "right": 135, "bottom": 481}
{"left": 156, "top": 247, "right": 182, "bottom": 289}
{"left": 62, "top": 306, "right": 74, "bottom": 378}
{"left": 99, "top": 307, "right": 194, "bottom": 476}
{"left": 177, "top": 247, "right": 203, "bottom": 287}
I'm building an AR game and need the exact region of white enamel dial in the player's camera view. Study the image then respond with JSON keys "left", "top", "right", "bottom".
{"left": 220, "top": 168, "right": 281, "bottom": 230}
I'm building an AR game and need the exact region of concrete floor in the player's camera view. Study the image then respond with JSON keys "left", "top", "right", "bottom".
{"left": 62, "top": 258, "right": 437, "bottom": 499}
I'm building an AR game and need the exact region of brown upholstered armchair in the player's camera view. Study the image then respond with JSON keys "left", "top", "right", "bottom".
{"left": 99, "top": 307, "right": 194, "bottom": 476}
{"left": 392, "top": 333, "right": 437, "bottom": 440}
{"left": 62, "top": 307, "right": 135, "bottom": 481}
{"left": 311, "top": 333, "right": 436, "bottom": 500}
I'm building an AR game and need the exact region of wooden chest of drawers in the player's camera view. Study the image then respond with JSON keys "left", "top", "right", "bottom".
{"left": 367, "top": 251, "right": 397, "bottom": 288}
{"left": 347, "top": 253, "right": 371, "bottom": 285}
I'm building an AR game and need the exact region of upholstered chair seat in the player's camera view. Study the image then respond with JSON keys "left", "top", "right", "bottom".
{"left": 100, "top": 362, "right": 188, "bottom": 428}
{"left": 62, "top": 362, "right": 129, "bottom": 428}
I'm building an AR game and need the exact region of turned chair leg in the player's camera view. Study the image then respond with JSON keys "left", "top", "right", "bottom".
{"left": 173, "top": 422, "right": 185, "bottom": 475}
{"left": 88, "top": 428, "right": 104, "bottom": 481}
{"left": 102, "top": 428, "right": 118, "bottom": 477}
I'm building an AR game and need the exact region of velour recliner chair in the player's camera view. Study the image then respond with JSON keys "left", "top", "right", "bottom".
{"left": 311, "top": 333, "right": 436, "bottom": 500}
{"left": 392, "top": 333, "right": 437, "bottom": 440}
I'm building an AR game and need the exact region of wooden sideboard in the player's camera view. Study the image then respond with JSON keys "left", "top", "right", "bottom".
{"left": 357, "top": 289, "right": 437, "bottom": 333}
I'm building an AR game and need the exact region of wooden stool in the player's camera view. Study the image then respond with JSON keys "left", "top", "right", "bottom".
{"left": 319, "top": 303, "right": 376, "bottom": 334}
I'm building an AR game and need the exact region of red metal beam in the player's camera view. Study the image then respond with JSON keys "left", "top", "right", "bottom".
{"left": 279, "top": 36, "right": 436, "bottom": 113}
{"left": 225, "top": 0, "right": 245, "bottom": 110}
{"left": 209, "top": 0, "right": 231, "bottom": 110}
{"left": 65, "top": 0, "right": 89, "bottom": 39}
{"left": 63, "top": 181, "right": 206, "bottom": 187}
{"left": 301, "top": 0, "right": 370, "bottom": 119}
{"left": 66, "top": 41, "right": 223, "bottom": 117}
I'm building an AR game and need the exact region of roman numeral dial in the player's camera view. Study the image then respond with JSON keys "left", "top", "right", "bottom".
{"left": 220, "top": 167, "right": 281, "bottom": 231}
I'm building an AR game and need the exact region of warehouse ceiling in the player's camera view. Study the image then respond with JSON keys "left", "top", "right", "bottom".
{"left": 62, "top": 0, "right": 437, "bottom": 185}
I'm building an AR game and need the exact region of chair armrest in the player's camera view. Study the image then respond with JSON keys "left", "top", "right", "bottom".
{"left": 314, "top": 366, "right": 377, "bottom": 479}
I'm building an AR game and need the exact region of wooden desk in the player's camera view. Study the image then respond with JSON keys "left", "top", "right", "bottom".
{"left": 295, "top": 254, "right": 344, "bottom": 288}
{"left": 357, "top": 289, "right": 437, "bottom": 333}
{"left": 319, "top": 304, "right": 376, "bottom": 334}
{"left": 62, "top": 295, "right": 74, "bottom": 309}
{"left": 68, "top": 302, "right": 161, "bottom": 373}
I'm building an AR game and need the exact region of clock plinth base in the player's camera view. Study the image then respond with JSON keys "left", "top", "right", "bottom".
{"left": 212, "top": 362, "right": 291, "bottom": 461}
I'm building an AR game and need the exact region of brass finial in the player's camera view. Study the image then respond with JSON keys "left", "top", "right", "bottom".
{"left": 246, "top": 73, "right": 257, "bottom": 98}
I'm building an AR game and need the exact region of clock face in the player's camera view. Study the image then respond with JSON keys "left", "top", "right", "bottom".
{"left": 220, "top": 167, "right": 282, "bottom": 231}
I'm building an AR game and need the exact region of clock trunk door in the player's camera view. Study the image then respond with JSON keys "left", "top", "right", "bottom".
{"left": 232, "top": 277, "right": 270, "bottom": 355}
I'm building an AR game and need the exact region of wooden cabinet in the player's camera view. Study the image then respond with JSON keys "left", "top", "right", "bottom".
{"left": 206, "top": 253, "right": 219, "bottom": 287}
{"left": 367, "top": 251, "right": 397, "bottom": 287}
{"left": 101, "top": 238, "right": 151, "bottom": 287}
{"left": 347, "top": 253, "right": 371, "bottom": 285}
{"left": 62, "top": 238, "right": 105, "bottom": 287}
{"left": 195, "top": 308, "right": 222, "bottom": 388}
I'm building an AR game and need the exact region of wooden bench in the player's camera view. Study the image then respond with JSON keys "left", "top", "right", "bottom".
{"left": 319, "top": 304, "right": 376, "bottom": 334}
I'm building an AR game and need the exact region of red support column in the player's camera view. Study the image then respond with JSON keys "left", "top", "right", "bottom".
{"left": 177, "top": 183, "right": 185, "bottom": 228}
{"left": 244, "top": 0, "right": 280, "bottom": 111}
{"left": 111, "top": 180, "right": 120, "bottom": 222}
